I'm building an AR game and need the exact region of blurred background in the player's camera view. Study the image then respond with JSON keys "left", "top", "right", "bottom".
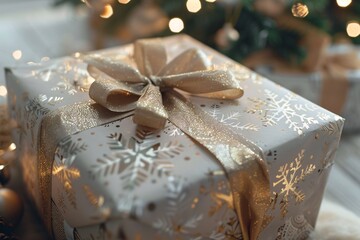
{"left": 0, "top": 0, "right": 359, "bottom": 239}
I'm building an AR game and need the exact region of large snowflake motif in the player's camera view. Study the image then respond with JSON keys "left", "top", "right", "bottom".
{"left": 247, "top": 89, "right": 319, "bottom": 134}
{"left": 208, "top": 104, "right": 258, "bottom": 131}
{"left": 152, "top": 176, "right": 204, "bottom": 237}
{"left": 91, "top": 129, "right": 183, "bottom": 190}
{"left": 272, "top": 149, "right": 316, "bottom": 217}
{"left": 53, "top": 155, "right": 81, "bottom": 208}
{"left": 52, "top": 136, "right": 87, "bottom": 208}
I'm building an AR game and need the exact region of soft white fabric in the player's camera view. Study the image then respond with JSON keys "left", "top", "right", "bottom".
{"left": 311, "top": 199, "right": 360, "bottom": 240}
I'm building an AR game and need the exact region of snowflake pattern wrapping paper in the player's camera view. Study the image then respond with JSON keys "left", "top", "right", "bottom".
{"left": 5, "top": 35, "right": 344, "bottom": 240}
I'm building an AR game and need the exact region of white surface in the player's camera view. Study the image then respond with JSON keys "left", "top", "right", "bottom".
{"left": 311, "top": 200, "right": 360, "bottom": 240}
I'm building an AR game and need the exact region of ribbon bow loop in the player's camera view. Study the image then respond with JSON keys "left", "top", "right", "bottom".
{"left": 84, "top": 39, "right": 244, "bottom": 129}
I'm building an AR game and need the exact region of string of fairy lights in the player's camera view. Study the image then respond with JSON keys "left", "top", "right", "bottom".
{"left": 97, "top": 0, "right": 218, "bottom": 33}
{"left": 91, "top": 0, "right": 360, "bottom": 38}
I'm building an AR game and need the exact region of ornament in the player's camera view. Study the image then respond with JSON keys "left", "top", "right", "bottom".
{"left": 0, "top": 103, "right": 23, "bottom": 238}
{"left": 0, "top": 189, "right": 23, "bottom": 227}
{"left": 215, "top": 23, "right": 240, "bottom": 49}
{"left": 291, "top": 2, "right": 309, "bottom": 18}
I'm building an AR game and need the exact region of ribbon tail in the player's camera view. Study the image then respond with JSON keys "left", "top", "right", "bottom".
{"left": 163, "top": 91, "right": 271, "bottom": 240}
{"left": 133, "top": 84, "right": 168, "bottom": 129}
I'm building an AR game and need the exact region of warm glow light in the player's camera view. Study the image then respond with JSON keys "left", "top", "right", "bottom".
{"left": 347, "top": 22, "right": 360, "bottom": 38}
{"left": 0, "top": 86, "right": 7, "bottom": 97}
{"left": 9, "top": 143, "right": 16, "bottom": 151}
{"left": 74, "top": 52, "right": 81, "bottom": 58}
{"left": 291, "top": 2, "right": 309, "bottom": 18}
{"left": 41, "top": 57, "right": 50, "bottom": 62}
{"left": 336, "top": 0, "right": 352, "bottom": 7}
{"left": 186, "top": 0, "right": 202, "bottom": 13}
{"left": 206, "top": 0, "right": 216, "bottom": 2}
{"left": 169, "top": 18, "right": 184, "bottom": 33}
{"left": 118, "top": 0, "right": 131, "bottom": 4}
{"left": 100, "top": 4, "right": 113, "bottom": 18}
{"left": 12, "top": 50, "right": 22, "bottom": 60}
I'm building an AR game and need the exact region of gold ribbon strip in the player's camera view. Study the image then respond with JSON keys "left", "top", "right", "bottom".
{"left": 38, "top": 102, "right": 125, "bottom": 235}
{"left": 164, "top": 91, "right": 271, "bottom": 239}
{"left": 38, "top": 39, "right": 271, "bottom": 240}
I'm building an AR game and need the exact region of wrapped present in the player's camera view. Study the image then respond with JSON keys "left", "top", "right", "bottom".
{"left": 243, "top": 15, "right": 359, "bottom": 132}
{"left": 5, "top": 35, "right": 344, "bottom": 239}
{"left": 250, "top": 45, "right": 360, "bottom": 132}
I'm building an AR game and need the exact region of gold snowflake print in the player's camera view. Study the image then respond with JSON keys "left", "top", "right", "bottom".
{"left": 52, "top": 157, "right": 81, "bottom": 208}
{"left": 272, "top": 149, "right": 316, "bottom": 217}
{"left": 247, "top": 89, "right": 319, "bottom": 135}
{"left": 52, "top": 136, "right": 87, "bottom": 209}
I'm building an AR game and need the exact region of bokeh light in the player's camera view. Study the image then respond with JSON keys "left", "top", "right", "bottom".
{"left": 118, "top": 0, "right": 131, "bottom": 4}
{"left": 169, "top": 18, "right": 184, "bottom": 33}
{"left": 12, "top": 50, "right": 22, "bottom": 60}
{"left": 186, "top": 0, "right": 202, "bottom": 13}
{"left": 346, "top": 22, "right": 360, "bottom": 38}
{"left": 9, "top": 143, "right": 16, "bottom": 151}
{"left": 336, "top": 0, "right": 352, "bottom": 7}
{"left": 0, "top": 86, "right": 7, "bottom": 97}
{"left": 100, "top": 4, "right": 113, "bottom": 18}
{"left": 291, "top": 3, "right": 309, "bottom": 18}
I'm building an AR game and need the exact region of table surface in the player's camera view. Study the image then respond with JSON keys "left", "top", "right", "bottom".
{"left": 0, "top": 3, "right": 359, "bottom": 239}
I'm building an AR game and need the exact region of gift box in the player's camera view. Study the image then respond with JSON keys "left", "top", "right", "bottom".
{"left": 241, "top": 15, "right": 359, "bottom": 132}
{"left": 255, "top": 45, "right": 360, "bottom": 132}
{"left": 253, "top": 45, "right": 360, "bottom": 132}
{"left": 5, "top": 35, "right": 343, "bottom": 239}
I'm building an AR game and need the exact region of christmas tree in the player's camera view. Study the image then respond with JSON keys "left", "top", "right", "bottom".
{"left": 55, "top": 0, "right": 360, "bottom": 64}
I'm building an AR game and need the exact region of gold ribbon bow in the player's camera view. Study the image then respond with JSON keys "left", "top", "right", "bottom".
{"left": 84, "top": 39, "right": 243, "bottom": 129}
